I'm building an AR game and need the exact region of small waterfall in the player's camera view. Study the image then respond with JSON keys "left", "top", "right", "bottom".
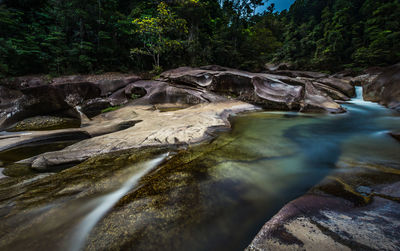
{"left": 347, "top": 86, "right": 388, "bottom": 114}
{"left": 75, "top": 106, "right": 91, "bottom": 124}
{"left": 67, "top": 153, "right": 169, "bottom": 251}
{"left": 354, "top": 86, "right": 364, "bottom": 101}
{"left": 350, "top": 86, "right": 376, "bottom": 105}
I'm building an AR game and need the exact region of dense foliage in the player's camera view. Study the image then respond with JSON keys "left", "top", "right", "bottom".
{"left": 278, "top": 0, "right": 400, "bottom": 71}
{"left": 0, "top": 0, "right": 399, "bottom": 77}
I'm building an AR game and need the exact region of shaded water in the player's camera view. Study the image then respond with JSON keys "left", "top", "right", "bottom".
{"left": 0, "top": 87, "right": 399, "bottom": 250}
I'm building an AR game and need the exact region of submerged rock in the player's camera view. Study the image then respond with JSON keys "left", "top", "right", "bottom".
{"left": 0, "top": 131, "right": 91, "bottom": 163}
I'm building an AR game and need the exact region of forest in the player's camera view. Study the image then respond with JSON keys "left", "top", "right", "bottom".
{"left": 1, "top": 1, "right": 400, "bottom": 250}
{"left": 0, "top": 0, "right": 399, "bottom": 77}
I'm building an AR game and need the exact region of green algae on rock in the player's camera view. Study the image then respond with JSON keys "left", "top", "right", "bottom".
{"left": 6, "top": 116, "right": 81, "bottom": 132}
{"left": 0, "top": 112, "right": 328, "bottom": 251}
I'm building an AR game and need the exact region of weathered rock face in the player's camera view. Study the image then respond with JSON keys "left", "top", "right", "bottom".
{"left": 247, "top": 159, "right": 400, "bottom": 251}
{"left": 267, "top": 70, "right": 329, "bottom": 79}
{"left": 52, "top": 73, "right": 140, "bottom": 97}
{"left": 363, "top": 63, "right": 400, "bottom": 111}
{"left": 51, "top": 81, "right": 101, "bottom": 106}
{"left": 301, "top": 81, "right": 344, "bottom": 113}
{"left": 265, "top": 63, "right": 293, "bottom": 72}
{"left": 0, "top": 73, "right": 141, "bottom": 130}
{"left": 161, "top": 66, "right": 351, "bottom": 113}
{"left": 247, "top": 194, "right": 400, "bottom": 251}
{"left": 314, "top": 77, "right": 355, "bottom": 97}
{"left": 0, "top": 85, "right": 81, "bottom": 130}
{"left": 1, "top": 67, "right": 358, "bottom": 132}
{"left": 252, "top": 77, "right": 303, "bottom": 110}
{"left": 127, "top": 80, "right": 227, "bottom": 105}
{"left": 80, "top": 98, "right": 112, "bottom": 118}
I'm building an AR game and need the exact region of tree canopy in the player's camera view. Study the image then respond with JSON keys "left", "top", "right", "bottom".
{"left": 0, "top": 0, "right": 399, "bottom": 77}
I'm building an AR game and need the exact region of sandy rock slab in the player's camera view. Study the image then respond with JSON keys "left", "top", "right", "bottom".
{"left": 9, "top": 101, "right": 258, "bottom": 171}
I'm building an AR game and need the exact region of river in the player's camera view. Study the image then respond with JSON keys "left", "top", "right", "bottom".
{"left": 0, "top": 87, "right": 399, "bottom": 250}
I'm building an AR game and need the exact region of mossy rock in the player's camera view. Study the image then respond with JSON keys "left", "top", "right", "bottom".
{"left": 7, "top": 116, "right": 81, "bottom": 132}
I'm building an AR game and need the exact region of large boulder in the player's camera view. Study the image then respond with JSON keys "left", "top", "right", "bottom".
{"left": 0, "top": 73, "right": 142, "bottom": 130}
{"left": 363, "top": 63, "right": 400, "bottom": 111}
{"left": 247, "top": 193, "right": 400, "bottom": 251}
{"left": 126, "top": 80, "right": 227, "bottom": 105}
{"left": 265, "top": 63, "right": 293, "bottom": 72}
{"left": 161, "top": 67, "right": 217, "bottom": 87}
{"left": 267, "top": 70, "right": 329, "bottom": 79}
{"left": 312, "top": 82, "right": 351, "bottom": 101}
{"left": 0, "top": 85, "right": 80, "bottom": 131}
{"left": 51, "top": 82, "right": 101, "bottom": 106}
{"left": 301, "top": 82, "right": 345, "bottom": 113}
{"left": 252, "top": 76, "right": 303, "bottom": 110}
{"left": 314, "top": 77, "right": 355, "bottom": 97}
{"left": 96, "top": 77, "right": 140, "bottom": 96}
{"left": 52, "top": 73, "right": 140, "bottom": 96}
{"left": 80, "top": 98, "right": 113, "bottom": 118}
{"left": 247, "top": 159, "right": 400, "bottom": 251}
{"left": 161, "top": 66, "right": 349, "bottom": 113}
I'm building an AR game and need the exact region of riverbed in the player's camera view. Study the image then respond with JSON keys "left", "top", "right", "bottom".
{"left": 0, "top": 87, "right": 399, "bottom": 251}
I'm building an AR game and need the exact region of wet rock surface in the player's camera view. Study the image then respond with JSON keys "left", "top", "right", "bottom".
{"left": 246, "top": 89, "right": 400, "bottom": 250}
{"left": 0, "top": 113, "right": 329, "bottom": 251}
{"left": 247, "top": 160, "right": 400, "bottom": 251}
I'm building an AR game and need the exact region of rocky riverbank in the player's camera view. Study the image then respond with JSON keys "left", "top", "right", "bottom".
{"left": 1, "top": 65, "right": 359, "bottom": 171}
{"left": 0, "top": 64, "right": 399, "bottom": 251}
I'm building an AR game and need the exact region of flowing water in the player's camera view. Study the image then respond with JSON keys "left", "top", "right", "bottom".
{"left": 67, "top": 153, "right": 169, "bottom": 251}
{"left": 0, "top": 87, "right": 399, "bottom": 251}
